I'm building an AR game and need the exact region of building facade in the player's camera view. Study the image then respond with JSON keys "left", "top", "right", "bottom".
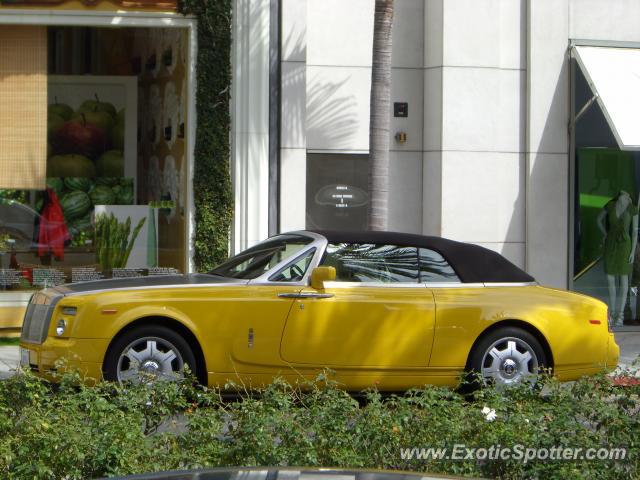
{"left": 263, "top": 0, "right": 640, "bottom": 329}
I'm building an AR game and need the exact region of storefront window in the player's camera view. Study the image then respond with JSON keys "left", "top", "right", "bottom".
{"left": 0, "top": 26, "right": 190, "bottom": 291}
{"left": 572, "top": 58, "right": 640, "bottom": 328}
{"left": 305, "top": 153, "right": 369, "bottom": 231}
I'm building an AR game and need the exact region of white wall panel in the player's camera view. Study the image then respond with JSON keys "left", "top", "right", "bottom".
{"left": 392, "top": 0, "right": 424, "bottom": 68}
{"left": 570, "top": 0, "right": 640, "bottom": 42}
{"left": 424, "top": 0, "right": 443, "bottom": 68}
{"left": 442, "top": 67, "right": 525, "bottom": 153}
{"left": 422, "top": 152, "right": 442, "bottom": 236}
{"left": 440, "top": 151, "right": 525, "bottom": 243}
{"left": 526, "top": 153, "right": 569, "bottom": 288}
{"left": 390, "top": 68, "right": 424, "bottom": 152}
{"left": 306, "top": 66, "right": 371, "bottom": 152}
{"left": 280, "top": 148, "right": 307, "bottom": 232}
{"left": 526, "top": 0, "right": 569, "bottom": 288}
{"left": 527, "top": 0, "right": 569, "bottom": 155}
{"left": 232, "top": 0, "right": 270, "bottom": 251}
{"left": 442, "top": 0, "right": 525, "bottom": 69}
{"left": 307, "top": 0, "right": 374, "bottom": 67}
{"left": 281, "top": 0, "right": 306, "bottom": 62}
{"left": 423, "top": 67, "right": 442, "bottom": 151}
{"left": 281, "top": 61, "right": 306, "bottom": 149}
{"left": 388, "top": 152, "right": 423, "bottom": 233}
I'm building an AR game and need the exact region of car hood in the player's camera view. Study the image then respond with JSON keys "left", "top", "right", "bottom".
{"left": 50, "top": 273, "right": 247, "bottom": 297}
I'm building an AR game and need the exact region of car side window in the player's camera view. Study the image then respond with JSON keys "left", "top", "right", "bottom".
{"left": 419, "top": 248, "right": 460, "bottom": 283}
{"left": 269, "top": 249, "right": 316, "bottom": 282}
{"left": 322, "top": 243, "right": 419, "bottom": 283}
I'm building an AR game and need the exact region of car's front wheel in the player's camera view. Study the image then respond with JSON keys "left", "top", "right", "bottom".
{"left": 103, "top": 325, "right": 196, "bottom": 384}
{"left": 468, "top": 327, "right": 548, "bottom": 388}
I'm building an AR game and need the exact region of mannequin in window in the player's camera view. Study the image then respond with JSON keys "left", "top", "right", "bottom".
{"left": 597, "top": 191, "right": 639, "bottom": 327}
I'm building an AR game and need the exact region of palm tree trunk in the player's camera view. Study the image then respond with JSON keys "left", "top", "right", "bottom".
{"left": 368, "top": 0, "right": 394, "bottom": 231}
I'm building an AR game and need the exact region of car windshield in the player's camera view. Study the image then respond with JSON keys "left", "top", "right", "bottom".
{"left": 210, "top": 234, "right": 314, "bottom": 279}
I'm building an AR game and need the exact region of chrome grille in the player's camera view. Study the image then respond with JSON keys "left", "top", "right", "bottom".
{"left": 21, "top": 292, "right": 57, "bottom": 344}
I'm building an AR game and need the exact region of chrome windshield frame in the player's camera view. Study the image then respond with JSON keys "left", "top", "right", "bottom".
{"left": 247, "top": 231, "right": 328, "bottom": 287}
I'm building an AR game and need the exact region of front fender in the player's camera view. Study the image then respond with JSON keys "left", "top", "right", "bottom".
{"left": 74, "top": 302, "right": 202, "bottom": 345}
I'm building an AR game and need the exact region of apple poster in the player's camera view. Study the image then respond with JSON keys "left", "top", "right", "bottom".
{"left": 47, "top": 75, "right": 137, "bottom": 183}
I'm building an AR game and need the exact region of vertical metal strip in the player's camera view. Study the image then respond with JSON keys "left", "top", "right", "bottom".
{"left": 268, "top": 0, "right": 281, "bottom": 236}
{"left": 568, "top": 45, "right": 576, "bottom": 288}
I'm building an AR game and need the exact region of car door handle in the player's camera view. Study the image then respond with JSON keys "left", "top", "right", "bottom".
{"left": 277, "top": 292, "right": 334, "bottom": 299}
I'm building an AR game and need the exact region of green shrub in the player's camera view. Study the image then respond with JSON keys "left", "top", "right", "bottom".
{"left": 0, "top": 371, "right": 637, "bottom": 479}
{"left": 179, "top": 0, "right": 233, "bottom": 271}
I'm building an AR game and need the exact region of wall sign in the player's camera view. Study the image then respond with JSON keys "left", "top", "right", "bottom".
{"left": 394, "top": 102, "right": 408, "bottom": 118}
{"left": 315, "top": 184, "right": 368, "bottom": 209}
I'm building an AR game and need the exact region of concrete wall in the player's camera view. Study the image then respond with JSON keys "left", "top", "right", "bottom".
{"left": 424, "top": 0, "right": 527, "bottom": 269}
{"left": 279, "top": 0, "right": 425, "bottom": 234}
{"left": 389, "top": 0, "right": 425, "bottom": 233}
{"left": 232, "top": 0, "right": 271, "bottom": 251}
{"left": 280, "top": 0, "right": 307, "bottom": 232}
{"left": 280, "top": 0, "right": 526, "bottom": 264}
{"left": 526, "top": 0, "right": 569, "bottom": 288}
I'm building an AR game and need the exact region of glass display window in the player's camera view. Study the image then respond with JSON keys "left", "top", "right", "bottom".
{"left": 572, "top": 51, "right": 640, "bottom": 329}
{"left": 0, "top": 25, "right": 190, "bottom": 292}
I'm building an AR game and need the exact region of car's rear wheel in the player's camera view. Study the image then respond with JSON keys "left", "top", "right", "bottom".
{"left": 104, "top": 325, "right": 196, "bottom": 384}
{"left": 467, "top": 327, "right": 547, "bottom": 389}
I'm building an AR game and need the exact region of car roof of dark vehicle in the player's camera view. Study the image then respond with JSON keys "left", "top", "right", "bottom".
{"left": 102, "top": 467, "right": 470, "bottom": 480}
{"left": 309, "top": 230, "right": 535, "bottom": 284}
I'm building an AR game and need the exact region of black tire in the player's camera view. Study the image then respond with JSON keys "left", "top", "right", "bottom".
{"left": 463, "top": 326, "right": 548, "bottom": 391}
{"left": 103, "top": 324, "right": 197, "bottom": 383}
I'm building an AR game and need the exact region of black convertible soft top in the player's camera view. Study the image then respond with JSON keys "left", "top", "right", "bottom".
{"left": 310, "top": 230, "right": 535, "bottom": 284}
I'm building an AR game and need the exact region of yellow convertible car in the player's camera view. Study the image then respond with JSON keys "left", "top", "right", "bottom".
{"left": 20, "top": 230, "right": 619, "bottom": 389}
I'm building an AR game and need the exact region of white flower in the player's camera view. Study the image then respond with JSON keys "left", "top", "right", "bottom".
{"left": 482, "top": 406, "right": 497, "bottom": 422}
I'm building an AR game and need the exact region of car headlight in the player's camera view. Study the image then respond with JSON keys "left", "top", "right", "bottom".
{"left": 56, "top": 319, "right": 66, "bottom": 336}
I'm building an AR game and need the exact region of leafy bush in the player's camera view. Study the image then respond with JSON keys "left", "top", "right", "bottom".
{"left": 178, "top": 0, "right": 233, "bottom": 271}
{"left": 0, "top": 370, "right": 637, "bottom": 479}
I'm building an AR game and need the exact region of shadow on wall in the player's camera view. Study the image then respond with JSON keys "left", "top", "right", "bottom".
{"left": 240, "top": 0, "right": 270, "bottom": 137}
{"left": 281, "top": 29, "right": 360, "bottom": 151}
{"left": 525, "top": 44, "right": 570, "bottom": 288}
{"left": 492, "top": 0, "right": 526, "bottom": 270}
{"left": 306, "top": 75, "right": 359, "bottom": 151}
{"left": 280, "top": 32, "right": 306, "bottom": 148}
{"left": 233, "top": 0, "right": 270, "bottom": 251}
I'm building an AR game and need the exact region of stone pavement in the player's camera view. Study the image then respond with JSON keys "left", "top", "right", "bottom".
{"left": 615, "top": 330, "right": 640, "bottom": 374}
{"left": 0, "top": 345, "right": 19, "bottom": 380}
{"left": 0, "top": 332, "right": 639, "bottom": 381}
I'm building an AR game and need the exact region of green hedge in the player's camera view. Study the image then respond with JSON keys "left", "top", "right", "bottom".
{"left": 0, "top": 371, "right": 638, "bottom": 479}
{"left": 179, "top": 0, "right": 234, "bottom": 271}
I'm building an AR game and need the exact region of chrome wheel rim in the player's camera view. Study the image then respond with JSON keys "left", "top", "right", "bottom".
{"left": 116, "top": 337, "right": 184, "bottom": 384}
{"left": 481, "top": 337, "right": 539, "bottom": 387}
